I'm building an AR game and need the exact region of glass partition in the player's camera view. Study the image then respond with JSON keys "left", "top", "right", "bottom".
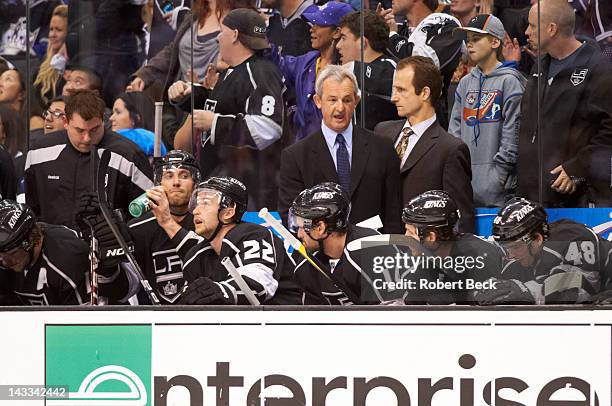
{"left": 0, "top": 0, "right": 609, "bottom": 306}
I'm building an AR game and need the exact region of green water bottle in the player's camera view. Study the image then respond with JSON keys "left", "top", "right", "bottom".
{"left": 129, "top": 192, "right": 150, "bottom": 218}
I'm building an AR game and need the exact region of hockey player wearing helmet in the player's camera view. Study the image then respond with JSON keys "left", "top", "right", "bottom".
{"left": 401, "top": 190, "right": 503, "bottom": 304}
{"left": 289, "top": 182, "right": 394, "bottom": 305}
{"left": 473, "top": 197, "right": 608, "bottom": 304}
{"left": 128, "top": 150, "right": 201, "bottom": 304}
{"left": 0, "top": 200, "right": 88, "bottom": 305}
{"left": 75, "top": 150, "right": 202, "bottom": 304}
{"left": 176, "top": 176, "right": 300, "bottom": 305}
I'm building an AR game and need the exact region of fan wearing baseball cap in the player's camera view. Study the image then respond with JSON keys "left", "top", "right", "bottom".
{"left": 448, "top": 14, "right": 526, "bottom": 207}
{"left": 166, "top": 8, "right": 285, "bottom": 210}
{"left": 266, "top": 1, "right": 354, "bottom": 141}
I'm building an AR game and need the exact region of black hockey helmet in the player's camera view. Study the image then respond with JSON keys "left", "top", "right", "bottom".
{"left": 189, "top": 176, "right": 248, "bottom": 222}
{"left": 0, "top": 200, "right": 36, "bottom": 253}
{"left": 153, "top": 150, "right": 201, "bottom": 185}
{"left": 492, "top": 197, "right": 549, "bottom": 243}
{"left": 290, "top": 182, "right": 351, "bottom": 233}
{"left": 402, "top": 190, "right": 459, "bottom": 240}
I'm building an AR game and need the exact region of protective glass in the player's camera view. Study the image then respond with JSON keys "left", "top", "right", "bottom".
{"left": 188, "top": 188, "right": 222, "bottom": 213}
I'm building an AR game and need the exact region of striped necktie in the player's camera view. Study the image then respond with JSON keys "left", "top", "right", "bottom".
{"left": 335, "top": 133, "right": 351, "bottom": 194}
{"left": 396, "top": 126, "right": 414, "bottom": 161}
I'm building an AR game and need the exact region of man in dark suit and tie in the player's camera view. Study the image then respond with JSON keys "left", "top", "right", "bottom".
{"left": 279, "top": 64, "right": 402, "bottom": 233}
{"left": 375, "top": 56, "right": 475, "bottom": 233}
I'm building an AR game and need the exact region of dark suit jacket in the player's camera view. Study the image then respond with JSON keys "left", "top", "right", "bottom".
{"left": 279, "top": 126, "right": 402, "bottom": 234}
{"left": 375, "top": 119, "right": 475, "bottom": 233}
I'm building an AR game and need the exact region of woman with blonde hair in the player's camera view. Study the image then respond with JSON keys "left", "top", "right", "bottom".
{"left": 34, "top": 5, "right": 69, "bottom": 107}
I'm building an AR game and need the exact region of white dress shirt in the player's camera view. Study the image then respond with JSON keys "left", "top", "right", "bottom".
{"left": 394, "top": 114, "right": 437, "bottom": 168}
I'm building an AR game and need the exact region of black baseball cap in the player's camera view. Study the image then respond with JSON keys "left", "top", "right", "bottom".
{"left": 222, "top": 9, "right": 270, "bottom": 50}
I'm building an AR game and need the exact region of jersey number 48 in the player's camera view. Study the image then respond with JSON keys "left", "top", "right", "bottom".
{"left": 565, "top": 241, "right": 596, "bottom": 266}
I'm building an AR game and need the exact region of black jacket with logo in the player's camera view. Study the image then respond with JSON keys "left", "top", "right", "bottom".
{"left": 517, "top": 43, "right": 612, "bottom": 207}
{"left": 24, "top": 129, "right": 154, "bottom": 229}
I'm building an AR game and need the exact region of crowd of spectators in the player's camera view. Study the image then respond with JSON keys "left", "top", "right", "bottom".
{"left": 0, "top": 0, "right": 610, "bottom": 306}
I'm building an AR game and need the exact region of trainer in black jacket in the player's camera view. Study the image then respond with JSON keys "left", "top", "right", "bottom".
{"left": 24, "top": 90, "right": 153, "bottom": 230}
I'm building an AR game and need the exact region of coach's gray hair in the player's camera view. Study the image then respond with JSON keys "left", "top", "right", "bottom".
{"left": 315, "top": 64, "right": 361, "bottom": 98}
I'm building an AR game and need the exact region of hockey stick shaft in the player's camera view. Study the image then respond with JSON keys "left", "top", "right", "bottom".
{"left": 154, "top": 102, "right": 163, "bottom": 158}
{"left": 258, "top": 208, "right": 362, "bottom": 304}
{"left": 221, "top": 257, "right": 261, "bottom": 306}
{"left": 89, "top": 145, "right": 98, "bottom": 305}
{"left": 97, "top": 150, "right": 161, "bottom": 305}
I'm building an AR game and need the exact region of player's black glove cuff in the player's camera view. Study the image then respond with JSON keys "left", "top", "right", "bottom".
{"left": 91, "top": 212, "right": 134, "bottom": 271}
{"left": 75, "top": 192, "right": 101, "bottom": 237}
{"left": 178, "top": 277, "right": 235, "bottom": 305}
{"left": 472, "top": 279, "right": 535, "bottom": 305}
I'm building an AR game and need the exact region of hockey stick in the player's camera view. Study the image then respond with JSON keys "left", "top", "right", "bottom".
{"left": 97, "top": 149, "right": 161, "bottom": 305}
{"left": 221, "top": 257, "right": 261, "bottom": 306}
{"left": 89, "top": 145, "right": 99, "bottom": 305}
{"left": 258, "top": 208, "right": 362, "bottom": 304}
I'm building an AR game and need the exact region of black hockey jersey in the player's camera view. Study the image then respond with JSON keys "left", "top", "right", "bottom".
{"left": 292, "top": 225, "right": 402, "bottom": 305}
{"left": 128, "top": 211, "right": 194, "bottom": 304}
{"left": 267, "top": 4, "right": 314, "bottom": 57}
{"left": 403, "top": 233, "right": 504, "bottom": 305}
{"left": 348, "top": 56, "right": 401, "bottom": 130}
{"left": 388, "top": 13, "right": 462, "bottom": 89}
{"left": 500, "top": 220, "right": 606, "bottom": 303}
{"left": 388, "top": 13, "right": 462, "bottom": 127}
{"left": 0, "top": 223, "right": 88, "bottom": 305}
{"left": 171, "top": 222, "right": 300, "bottom": 304}
{"left": 179, "top": 55, "right": 286, "bottom": 210}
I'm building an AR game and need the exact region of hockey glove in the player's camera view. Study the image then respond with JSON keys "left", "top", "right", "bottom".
{"left": 472, "top": 279, "right": 535, "bottom": 305}
{"left": 91, "top": 212, "right": 134, "bottom": 273}
{"left": 179, "top": 277, "right": 235, "bottom": 305}
{"left": 593, "top": 290, "right": 612, "bottom": 305}
{"left": 75, "top": 192, "right": 101, "bottom": 236}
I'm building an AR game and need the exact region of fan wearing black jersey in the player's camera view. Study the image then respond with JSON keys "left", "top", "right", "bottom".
{"left": 168, "top": 8, "right": 285, "bottom": 210}
{"left": 401, "top": 190, "right": 503, "bottom": 304}
{"left": 473, "top": 198, "right": 607, "bottom": 304}
{"left": 176, "top": 176, "right": 300, "bottom": 305}
{"left": 0, "top": 200, "right": 88, "bottom": 305}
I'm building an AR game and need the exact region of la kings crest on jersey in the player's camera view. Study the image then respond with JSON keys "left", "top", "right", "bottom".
{"left": 128, "top": 212, "right": 194, "bottom": 303}
{"left": 152, "top": 248, "right": 184, "bottom": 301}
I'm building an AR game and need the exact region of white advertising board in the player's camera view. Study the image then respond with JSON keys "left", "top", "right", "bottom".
{"left": 0, "top": 309, "right": 608, "bottom": 406}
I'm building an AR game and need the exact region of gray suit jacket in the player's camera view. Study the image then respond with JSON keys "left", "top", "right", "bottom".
{"left": 375, "top": 119, "right": 475, "bottom": 233}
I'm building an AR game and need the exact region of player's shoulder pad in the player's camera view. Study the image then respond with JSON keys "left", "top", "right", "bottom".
{"left": 39, "top": 223, "right": 90, "bottom": 263}
{"left": 226, "top": 222, "right": 277, "bottom": 243}
{"left": 549, "top": 220, "right": 598, "bottom": 242}
{"left": 348, "top": 225, "right": 380, "bottom": 241}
